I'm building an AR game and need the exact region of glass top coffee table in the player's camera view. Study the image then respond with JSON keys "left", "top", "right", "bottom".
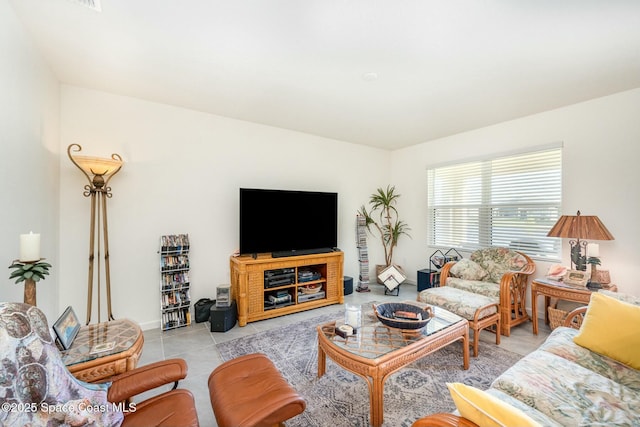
{"left": 317, "top": 303, "right": 469, "bottom": 427}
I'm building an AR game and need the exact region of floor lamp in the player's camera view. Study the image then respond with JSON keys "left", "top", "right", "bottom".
{"left": 68, "top": 144, "right": 123, "bottom": 324}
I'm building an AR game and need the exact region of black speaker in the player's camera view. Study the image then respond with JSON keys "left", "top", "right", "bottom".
{"left": 344, "top": 276, "right": 353, "bottom": 295}
{"left": 417, "top": 269, "right": 440, "bottom": 291}
{"left": 210, "top": 300, "right": 237, "bottom": 332}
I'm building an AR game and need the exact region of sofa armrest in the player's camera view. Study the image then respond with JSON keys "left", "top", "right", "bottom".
{"left": 412, "top": 413, "right": 479, "bottom": 427}
{"left": 563, "top": 306, "right": 588, "bottom": 329}
{"left": 439, "top": 261, "right": 457, "bottom": 286}
{"left": 107, "top": 358, "right": 188, "bottom": 403}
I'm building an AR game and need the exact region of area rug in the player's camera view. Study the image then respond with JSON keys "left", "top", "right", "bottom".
{"left": 216, "top": 310, "right": 522, "bottom": 427}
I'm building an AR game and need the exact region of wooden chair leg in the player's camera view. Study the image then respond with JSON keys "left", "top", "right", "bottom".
{"left": 472, "top": 324, "right": 479, "bottom": 357}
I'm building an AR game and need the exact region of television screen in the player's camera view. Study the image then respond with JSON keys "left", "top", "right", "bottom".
{"left": 239, "top": 188, "right": 338, "bottom": 256}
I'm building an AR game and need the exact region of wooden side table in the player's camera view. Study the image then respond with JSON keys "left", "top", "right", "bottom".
{"left": 531, "top": 278, "right": 617, "bottom": 335}
{"left": 61, "top": 318, "right": 144, "bottom": 382}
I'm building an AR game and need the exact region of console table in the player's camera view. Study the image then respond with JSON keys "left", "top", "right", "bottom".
{"left": 61, "top": 318, "right": 144, "bottom": 383}
{"left": 531, "top": 278, "right": 617, "bottom": 335}
{"left": 230, "top": 251, "right": 344, "bottom": 326}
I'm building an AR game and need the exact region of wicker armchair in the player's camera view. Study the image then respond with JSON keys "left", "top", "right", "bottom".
{"left": 562, "top": 306, "right": 587, "bottom": 329}
{"left": 439, "top": 247, "right": 535, "bottom": 336}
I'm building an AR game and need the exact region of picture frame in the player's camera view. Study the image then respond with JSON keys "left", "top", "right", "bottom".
{"left": 378, "top": 264, "right": 407, "bottom": 291}
{"left": 53, "top": 306, "right": 81, "bottom": 350}
{"left": 563, "top": 269, "right": 589, "bottom": 287}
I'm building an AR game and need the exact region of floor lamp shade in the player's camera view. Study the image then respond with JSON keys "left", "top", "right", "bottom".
{"left": 68, "top": 144, "right": 123, "bottom": 324}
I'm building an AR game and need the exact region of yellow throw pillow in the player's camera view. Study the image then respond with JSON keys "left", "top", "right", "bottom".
{"left": 447, "top": 383, "right": 541, "bottom": 427}
{"left": 573, "top": 292, "right": 640, "bottom": 370}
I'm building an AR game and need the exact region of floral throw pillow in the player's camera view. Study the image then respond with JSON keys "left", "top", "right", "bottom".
{"left": 449, "top": 259, "right": 488, "bottom": 281}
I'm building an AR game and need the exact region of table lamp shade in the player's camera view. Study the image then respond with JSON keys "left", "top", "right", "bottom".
{"left": 546, "top": 211, "right": 614, "bottom": 241}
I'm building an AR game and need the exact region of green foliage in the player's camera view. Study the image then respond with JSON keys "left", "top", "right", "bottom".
{"left": 8, "top": 260, "right": 51, "bottom": 283}
{"left": 358, "top": 185, "right": 411, "bottom": 266}
{"left": 587, "top": 256, "right": 601, "bottom": 266}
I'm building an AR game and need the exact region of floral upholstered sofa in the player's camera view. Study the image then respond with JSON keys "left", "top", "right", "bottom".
{"left": 413, "top": 290, "right": 640, "bottom": 427}
{"left": 439, "top": 247, "right": 535, "bottom": 336}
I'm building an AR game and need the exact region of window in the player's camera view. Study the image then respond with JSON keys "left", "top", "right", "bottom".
{"left": 427, "top": 146, "right": 562, "bottom": 260}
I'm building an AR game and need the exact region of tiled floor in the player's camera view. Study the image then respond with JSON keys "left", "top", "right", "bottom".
{"left": 139, "top": 285, "right": 551, "bottom": 426}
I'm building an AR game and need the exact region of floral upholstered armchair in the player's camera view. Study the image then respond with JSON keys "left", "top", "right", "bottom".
{"left": 0, "top": 302, "right": 199, "bottom": 427}
{"left": 439, "top": 247, "right": 535, "bottom": 336}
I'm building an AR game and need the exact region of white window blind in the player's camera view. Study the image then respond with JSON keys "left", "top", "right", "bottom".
{"left": 427, "top": 147, "right": 562, "bottom": 260}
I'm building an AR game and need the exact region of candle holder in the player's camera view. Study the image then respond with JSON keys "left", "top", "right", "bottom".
{"left": 8, "top": 259, "right": 52, "bottom": 306}
{"left": 586, "top": 256, "right": 602, "bottom": 289}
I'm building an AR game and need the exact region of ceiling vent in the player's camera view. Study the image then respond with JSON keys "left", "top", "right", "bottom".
{"left": 68, "top": 0, "right": 102, "bottom": 12}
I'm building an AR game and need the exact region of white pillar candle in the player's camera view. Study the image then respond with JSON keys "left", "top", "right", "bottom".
{"left": 20, "top": 232, "right": 40, "bottom": 262}
{"left": 345, "top": 304, "right": 361, "bottom": 328}
{"left": 587, "top": 243, "right": 599, "bottom": 257}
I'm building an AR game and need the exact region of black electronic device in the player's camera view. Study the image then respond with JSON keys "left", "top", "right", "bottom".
{"left": 264, "top": 268, "right": 296, "bottom": 288}
{"left": 210, "top": 301, "right": 237, "bottom": 332}
{"left": 239, "top": 188, "right": 338, "bottom": 257}
{"left": 265, "top": 268, "right": 295, "bottom": 277}
{"left": 264, "top": 277, "right": 295, "bottom": 288}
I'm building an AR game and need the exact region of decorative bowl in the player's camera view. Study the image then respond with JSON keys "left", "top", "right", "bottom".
{"left": 299, "top": 283, "right": 322, "bottom": 294}
{"left": 373, "top": 302, "right": 432, "bottom": 330}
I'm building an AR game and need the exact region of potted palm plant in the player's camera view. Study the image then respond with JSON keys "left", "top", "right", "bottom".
{"left": 358, "top": 185, "right": 411, "bottom": 281}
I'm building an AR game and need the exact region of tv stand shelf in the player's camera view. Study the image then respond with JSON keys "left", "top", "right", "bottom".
{"left": 230, "top": 251, "right": 344, "bottom": 326}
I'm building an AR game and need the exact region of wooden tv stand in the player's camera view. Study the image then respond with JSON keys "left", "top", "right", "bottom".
{"left": 230, "top": 251, "right": 344, "bottom": 326}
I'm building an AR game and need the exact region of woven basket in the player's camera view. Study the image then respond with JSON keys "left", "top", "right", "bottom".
{"left": 548, "top": 306, "right": 568, "bottom": 330}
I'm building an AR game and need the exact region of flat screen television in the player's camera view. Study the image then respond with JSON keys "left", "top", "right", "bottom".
{"left": 239, "top": 188, "right": 338, "bottom": 257}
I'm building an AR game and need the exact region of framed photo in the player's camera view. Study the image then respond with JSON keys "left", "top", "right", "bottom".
{"left": 563, "top": 270, "right": 589, "bottom": 287}
{"left": 53, "top": 306, "right": 81, "bottom": 350}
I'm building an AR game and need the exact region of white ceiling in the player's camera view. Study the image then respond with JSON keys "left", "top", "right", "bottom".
{"left": 9, "top": 0, "right": 640, "bottom": 150}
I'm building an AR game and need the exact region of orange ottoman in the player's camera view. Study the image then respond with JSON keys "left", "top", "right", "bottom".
{"left": 208, "top": 353, "right": 306, "bottom": 427}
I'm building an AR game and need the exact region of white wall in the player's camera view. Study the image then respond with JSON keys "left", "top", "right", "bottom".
{"left": 59, "top": 86, "right": 389, "bottom": 329}
{"left": 391, "top": 89, "right": 640, "bottom": 304}
{"left": 0, "top": 0, "right": 60, "bottom": 321}
{"left": 7, "top": 0, "right": 639, "bottom": 327}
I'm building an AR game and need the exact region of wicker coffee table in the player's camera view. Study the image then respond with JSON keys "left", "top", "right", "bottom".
{"left": 317, "top": 304, "right": 469, "bottom": 427}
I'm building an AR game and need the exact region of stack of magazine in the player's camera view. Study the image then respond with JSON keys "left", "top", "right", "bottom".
{"left": 356, "top": 214, "right": 370, "bottom": 292}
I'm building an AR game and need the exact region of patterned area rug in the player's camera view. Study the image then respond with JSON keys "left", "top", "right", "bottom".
{"left": 216, "top": 310, "right": 522, "bottom": 427}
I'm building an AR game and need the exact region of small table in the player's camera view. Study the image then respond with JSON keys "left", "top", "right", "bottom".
{"left": 61, "top": 319, "right": 144, "bottom": 383}
{"left": 317, "top": 305, "right": 469, "bottom": 427}
{"left": 531, "top": 278, "right": 617, "bottom": 335}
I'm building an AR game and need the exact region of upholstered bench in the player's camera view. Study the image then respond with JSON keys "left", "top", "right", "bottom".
{"left": 418, "top": 286, "right": 500, "bottom": 357}
{"left": 208, "top": 353, "right": 306, "bottom": 427}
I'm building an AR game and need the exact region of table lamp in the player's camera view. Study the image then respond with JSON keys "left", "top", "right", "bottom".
{"left": 546, "top": 210, "right": 614, "bottom": 288}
